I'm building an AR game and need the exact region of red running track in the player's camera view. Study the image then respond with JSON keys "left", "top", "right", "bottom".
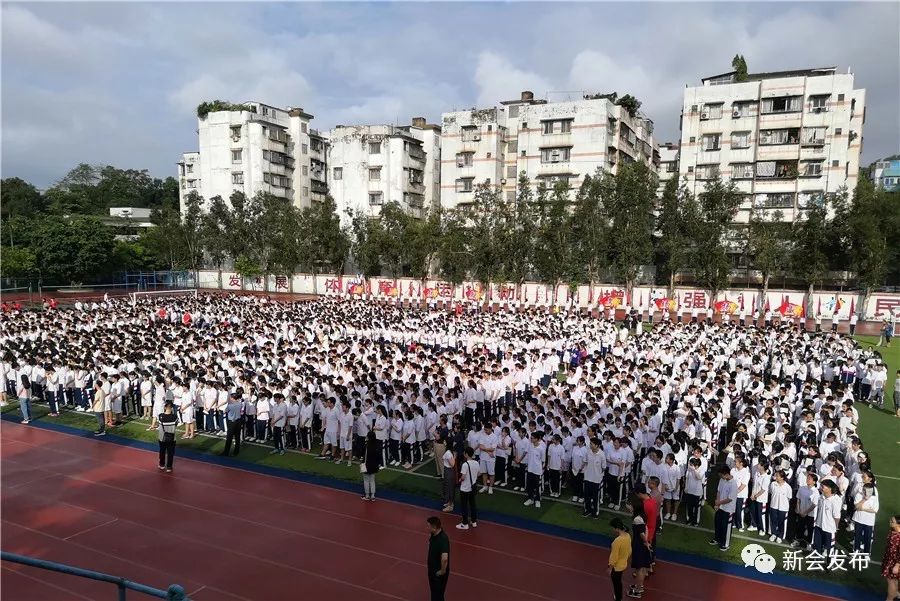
{"left": 1, "top": 423, "right": 840, "bottom": 601}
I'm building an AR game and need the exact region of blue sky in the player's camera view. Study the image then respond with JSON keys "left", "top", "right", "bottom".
{"left": 2, "top": 2, "right": 898, "bottom": 188}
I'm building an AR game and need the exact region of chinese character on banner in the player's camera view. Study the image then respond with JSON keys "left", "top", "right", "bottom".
{"left": 228, "top": 275, "right": 241, "bottom": 288}
{"left": 827, "top": 549, "right": 848, "bottom": 572}
{"left": 781, "top": 550, "right": 803, "bottom": 572}
{"left": 683, "top": 291, "right": 706, "bottom": 309}
{"left": 874, "top": 297, "right": 900, "bottom": 316}
{"left": 275, "top": 276, "right": 289, "bottom": 291}
{"left": 848, "top": 551, "right": 870, "bottom": 571}
{"left": 325, "top": 278, "right": 342, "bottom": 293}
{"left": 804, "top": 551, "right": 826, "bottom": 571}
{"left": 254, "top": 276, "right": 262, "bottom": 285}
{"left": 379, "top": 280, "right": 398, "bottom": 297}
{"left": 437, "top": 282, "right": 453, "bottom": 298}
{"left": 498, "top": 285, "right": 515, "bottom": 300}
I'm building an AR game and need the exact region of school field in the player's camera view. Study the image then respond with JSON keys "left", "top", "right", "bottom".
{"left": 1, "top": 334, "right": 896, "bottom": 597}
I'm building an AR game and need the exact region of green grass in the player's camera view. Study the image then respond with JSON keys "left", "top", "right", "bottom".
{"left": 3, "top": 394, "right": 888, "bottom": 596}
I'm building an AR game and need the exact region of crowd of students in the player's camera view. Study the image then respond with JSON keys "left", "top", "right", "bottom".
{"left": 1, "top": 293, "right": 896, "bottom": 599}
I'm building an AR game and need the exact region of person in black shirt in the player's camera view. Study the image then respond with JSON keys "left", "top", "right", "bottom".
{"left": 432, "top": 416, "right": 450, "bottom": 478}
{"left": 426, "top": 516, "right": 450, "bottom": 601}
{"left": 157, "top": 402, "right": 178, "bottom": 473}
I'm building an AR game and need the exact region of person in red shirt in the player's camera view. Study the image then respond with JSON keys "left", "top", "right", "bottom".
{"left": 631, "top": 483, "right": 658, "bottom": 580}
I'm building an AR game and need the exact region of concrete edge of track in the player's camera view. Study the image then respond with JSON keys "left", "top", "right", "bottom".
{"left": 0, "top": 413, "right": 881, "bottom": 601}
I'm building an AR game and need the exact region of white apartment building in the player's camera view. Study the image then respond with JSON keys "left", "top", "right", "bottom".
{"left": 177, "top": 102, "right": 320, "bottom": 210}
{"left": 656, "top": 142, "right": 680, "bottom": 195}
{"left": 326, "top": 119, "right": 441, "bottom": 226}
{"left": 679, "top": 67, "right": 865, "bottom": 223}
{"left": 441, "top": 91, "right": 656, "bottom": 209}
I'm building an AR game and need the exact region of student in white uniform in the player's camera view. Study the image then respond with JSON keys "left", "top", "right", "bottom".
{"left": 813, "top": 479, "right": 842, "bottom": 557}
{"left": 583, "top": 437, "right": 606, "bottom": 517}
{"left": 457, "top": 447, "right": 480, "bottom": 530}
{"left": 794, "top": 472, "right": 820, "bottom": 550}
{"left": 570, "top": 436, "right": 588, "bottom": 504}
{"left": 683, "top": 457, "right": 704, "bottom": 526}
{"left": 523, "top": 433, "right": 546, "bottom": 508}
{"left": 768, "top": 469, "right": 792, "bottom": 543}
{"left": 711, "top": 465, "right": 737, "bottom": 551}
{"left": 852, "top": 482, "right": 879, "bottom": 553}
{"left": 477, "top": 423, "right": 499, "bottom": 494}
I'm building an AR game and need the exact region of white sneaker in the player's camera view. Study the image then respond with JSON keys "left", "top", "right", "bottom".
{"left": 479, "top": 486, "right": 488, "bottom": 493}
{"left": 776, "top": 537, "right": 783, "bottom": 544}
{"left": 488, "top": 488, "right": 493, "bottom": 495}
{"left": 524, "top": 499, "right": 534, "bottom": 506}
{"left": 608, "top": 502, "right": 615, "bottom": 508}
{"left": 455, "top": 524, "right": 469, "bottom": 530}
{"left": 535, "top": 501, "right": 541, "bottom": 508}
{"left": 758, "top": 529, "right": 765, "bottom": 536}
{"left": 571, "top": 496, "right": 578, "bottom": 502}
{"left": 471, "top": 522, "right": 477, "bottom": 528}
{"left": 769, "top": 534, "right": 777, "bottom": 542}
{"left": 738, "top": 528, "right": 745, "bottom": 532}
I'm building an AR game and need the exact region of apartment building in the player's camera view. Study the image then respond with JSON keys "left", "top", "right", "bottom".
{"left": 177, "top": 102, "right": 319, "bottom": 210}
{"left": 870, "top": 157, "right": 900, "bottom": 191}
{"left": 656, "top": 142, "right": 680, "bottom": 195}
{"left": 678, "top": 67, "right": 865, "bottom": 223}
{"left": 326, "top": 119, "right": 441, "bottom": 226}
{"left": 441, "top": 91, "right": 656, "bottom": 209}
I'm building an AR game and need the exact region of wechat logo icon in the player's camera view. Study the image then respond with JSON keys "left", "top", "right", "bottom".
{"left": 741, "top": 543, "right": 777, "bottom": 574}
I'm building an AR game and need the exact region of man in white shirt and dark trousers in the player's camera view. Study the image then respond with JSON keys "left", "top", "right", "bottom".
{"left": 813, "top": 479, "right": 842, "bottom": 560}
{"left": 523, "top": 433, "right": 546, "bottom": 508}
{"left": 583, "top": 437, "right": 606, "bottom": 517}
{"left": 710, "top": 466, "right": 737, "bottom": 551}
{"left": 220, "top": 392, "right": 244, "bottom": 457}
{"left": 456, "top": 447, "right": 479, "bottom": 530}
{"left": 270, "top": 393, "right": 287, "bottom": 456}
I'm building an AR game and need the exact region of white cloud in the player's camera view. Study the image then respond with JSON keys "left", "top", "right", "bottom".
{"left": 474, "top": 52, "right": 554, "bottom": 108}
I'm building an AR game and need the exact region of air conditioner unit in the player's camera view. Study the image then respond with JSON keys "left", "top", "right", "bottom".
{"left": 472, "top": 134, "right": 481, "bottom": 141}
{"left": 232, "top": 135, "right": 240, "bottom": 142}
{"left": 550, "top": 151, "right": 560, "bottom": 162}
{"left": 690, "top": 105, "right": 699, "bottom": 113}
{"left": 732, "top": 108, "right": 741, "bottom": 118}
{"left": 456, "top": 160, "right": 465, "bottom": 168}
{"left": 813, "top": 107, "right": 824, "bottom": 114}
{"left": 700, "top": 109, "right": 710, "bottom": 119}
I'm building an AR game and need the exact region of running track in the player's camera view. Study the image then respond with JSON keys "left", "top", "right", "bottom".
{"left": 0, "top": 423, "right": 854, "bottom": 601}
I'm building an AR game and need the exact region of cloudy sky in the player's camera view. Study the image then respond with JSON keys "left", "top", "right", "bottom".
{"left": 2, "top": 2, "right": 898, "bottom": 188}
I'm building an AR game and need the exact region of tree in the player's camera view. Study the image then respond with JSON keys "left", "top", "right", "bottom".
{"left": 233, "top": 254, "right": 262, "bottom": 280}
{"left": 732, "top": 54, "right": 749, "bottom": 82}
{"left": 655, "top": 176, "right": 698, "bottom": 294}
{"left": 141, "top": 201, "right": 187, "bottom": 270}
{"left": 497, "top": 173, "right": 538, "bottom": 289}
{"left": 691, "top": 175, "right": 742, "bottom": 303}
{"left": 570, "top": 169, "right": 611, "bottom": 289}
{"left": 202, "top": 195, "right": 231, "bottom": 283}
{"left": 180, "top": 191, "right": 205, "bottom": 278}
{"left": 349, "top": 210, "right": 384, "bottom": 277}
{"left": 532, "top": 181, "right": 572, "bottom": 295}
{"left": 297, "top": 196, "right": 348, "bottom": 280}
{"left": 1, "top": 178, "right": 46, "bottom": 217}
{"left": 747, "top": 207, "right": 791, "bottom": 308}
{"left": 30, "top": 216, "right": 115, "bottom": 284}
{"left": 378, "top": 202, "right": 412, "bottom": 277}
{"left": 467, "top": 184, "right": 504, "bottom": 286}
{"left": 0, "top": 246, "right": 36, "bottom": 279}
{"left": 844, "top": 178, "right": 897, "bottom": 307}
{"left": 616, "top": 95, "right": 642, "bottom": 118}
{"left": 791, "top": 200, "right": 832, "bottom": 302}
{"left": 406, "top": 207, "right": 442, "bottom": 282}
{"left": 436, "top": 209, "right": 469, "bottom": 285}
{"left": 608, "top": 161, "right": 656, "bottom": 296}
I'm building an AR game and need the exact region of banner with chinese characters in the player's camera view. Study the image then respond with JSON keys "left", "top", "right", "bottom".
{"left": 224, "top": 273, "right": 243, "bottom": 290}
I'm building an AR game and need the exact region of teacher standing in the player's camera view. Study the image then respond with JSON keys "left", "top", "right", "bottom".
{"left": 157, "top": 402, "right": 178, "bottom": 473}
{"left": 426, "top": 516, "right": 450, "bottom": 601}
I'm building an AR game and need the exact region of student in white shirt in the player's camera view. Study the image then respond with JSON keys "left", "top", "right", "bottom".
{"left": 711, "top": 465, "right": 737, "bottom": 551}
{"left": 570, "top": 436, "right": 588, "bottom": 504}
{"left": 256, "top": 394, "right": 271, "bottom": 443}
{"left": 286, "top": 397, "right": 300, "bottom": 449}
{"left": 852, "top": 482, "right": 879, "bottom": 554}
{"left": 270, "top": 393, "right": 288, "bottom": 455}
{"left": 662, "top": 453, "right": 682, "bottom": 522}
{"left": 457, "top": 447, "right": 480, "bottom": 530}
{"left": 338, "top": 402, "right": 355, "bottom": 466}
{"left": 794, "top": 472, "right": 820, "bottom": 550}
{"left": 441, "top": 441, "right": 457, "bottom": 513}
{"left": 813, "top": 479, "right": 842, "bottom": 556}
{"left": 299, "top": 397, "right": 314, "bottom": 451}
{"left": 748, "top": 459, "right": 771, "bottom": 536}
{"left": 523, "top": 433, "right": 546, "bottom": 508}
{"left": 768, "top": 469, "right": 792, "bottom": 543}
{"left": 583, "top": 437, "right": 606, "bottom": 517}
{"left": 546, "top": 435, "right": 565, "bottom": 498}
{"left": 477, "top": 423, "right": 499, "bottom": 494}
{"left": 683, "top": 457, "right": 704, "bottom": 526}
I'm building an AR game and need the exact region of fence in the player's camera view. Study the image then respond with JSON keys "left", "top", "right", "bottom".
{"left": 195, "top": 270, "right": 900, "bottom": 321}
{"left": 1, "top": 551, "right": 189, "bottom": 601}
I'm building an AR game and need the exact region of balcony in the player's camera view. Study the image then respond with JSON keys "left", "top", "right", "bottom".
{"left": 755, "top": 161, "right": 798, "bottom": 181}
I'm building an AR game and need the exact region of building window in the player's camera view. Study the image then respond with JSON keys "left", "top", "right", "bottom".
{"left": 754, "top": 193, "right": 794, "bottom": 209}
{"left": 800, "top": 161, "right": 823, "bottom": 177}
{"left": 231, "top": 172, "right": 243, "bottom": 184}
{"left": 507, "top": 191, "right": 516, "bottom": 202}
{"left": 521, "top": 150, "right": 527, "bottom": 157}
{"left": 456, "top": 178, "right": 474, "bottom": 193}
{"left": 486, "top": 152, "right": 492, "bottom": 159}
{"left": 731, "top": 163, "right": 754, "bottom": 179}
{"left": 731, "top": 131, "right": 751, "bottom": 149}
{"left": 832, "top": 160, "right": 840, "bottom": 167}
{"left": 689, "top": 136, "right": 696, "bottom": 144}
{"left": 368, "top": 142, "right": 381, "bottom": 154}
{"left": 665, "top": 162, "right": 677, "bottom": 173}
{"left": 302, "top": 187, "right": 309, "bottom": 197}
{"left": 460, "top": 127, "right": 479, "bottom": 142}
{"left": 761, "top": 96, "right": 802, "bottom": 114}
{"left": 759, "top": 128, "right": 800, "bottom": 145}
{"left": 835, "top": 128, "right": 842, "bottom": 136}
{"left": 333, "top": 167, "right": 343, "bottom": 180}
{"left": 809, "top": 95, "right": 829, "bottom": 112}
{"left": 301, "top": 123, "right": 308, "bottom": 133}
{"left": 456, "top": 152, "right": 474, "bottom": 167}
{"left": 187, "top": 179, "right": 197, "bottom": 189}
{"left": 262, "top": 106, "right": 268, "bottom": 116}
{"left": 301, "top": 144, "right": 308, "bottom": 154}
{"left": 369, "top": 192, "right": 384, "bottom": 205}
{"left": 230, "top": 126, "right": 241, "bottom": 140}
{"left": 231, "top": 149, "right": 242, "bottom": 163}
{"left": 695, "top": 164, "right": 720, "bottom": 180}
{"left": 302, "top": 166, "right": 308, "bottom": 175}
{"left": 186, "top": 164, "right": 194, "bottom": 174}
{"left": 508, "top": 105, "right": 519, "bottom": 118}
{"left": 731, "top": 102, "right": 753, "bottom": 118}
{"left": 507, "top": 165, "right": 517, "bottom": 178}
{"left": 801, "top": 127, "right": 826, "bottom": 146}
{"left": 837, "top": 94, "right": 845, "bottom": 101}
{"left": 264, "top": 173, "right": 271, "bottom": 184}
{"left": 369, "top": 168, "right": 382, "bottom": 181}
{"left": 701, "top": 134, "right": 721, "bottom": 151}
{"left": 542, "top": 119, "right": 573, "bottom": 134}
{"left": 756, "top": 161, "right": 797, "bottom": 179}
{"left": 700, "top": 104, "right": 723, "bottom": 120}
{"left": 507, "top": 139, "right": 518, "bottom": 154}
{"left": 540, "top": 147, "right": 571, "bottom": 163}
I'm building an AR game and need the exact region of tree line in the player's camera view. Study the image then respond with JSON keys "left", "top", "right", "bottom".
{"left": 2, "top": 161, "right": 897, "bottom": 300}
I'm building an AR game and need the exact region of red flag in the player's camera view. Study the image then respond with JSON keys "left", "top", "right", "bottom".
{"left": 849, "top": 297, "right": 855, "bottom": 315}
{"left": 764, "top": 297, "right": 770, "bottom": 312}
{"left": 739, "top": 294, "right": 744, "bottom": 311}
